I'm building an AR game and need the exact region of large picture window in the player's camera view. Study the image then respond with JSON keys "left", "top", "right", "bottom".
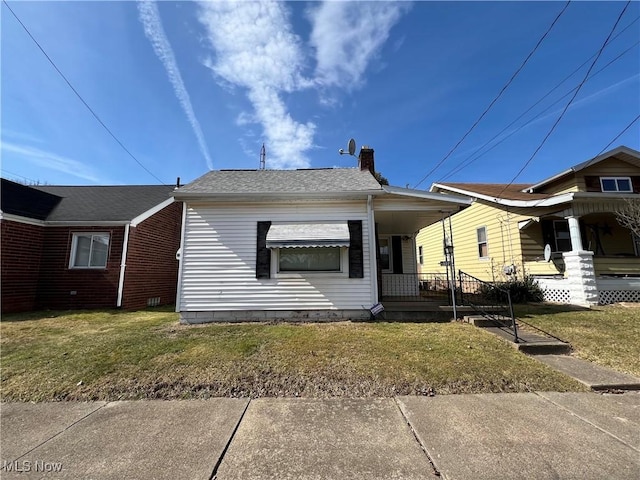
{"left": 70, "top": 233, "right": 110, "bottom": 268}
{"left": 278, "top": 247, "right": 341, "bottom": 272}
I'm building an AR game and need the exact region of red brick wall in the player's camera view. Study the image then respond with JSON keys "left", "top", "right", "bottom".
{"left": 36, "top": 226, "right": 124, "bottom": 310}
{"left": 122, "top": 201, "right": 182, "bottom": 309}
{"left": 1, "top": 220, "right": 44, "bottom": 313}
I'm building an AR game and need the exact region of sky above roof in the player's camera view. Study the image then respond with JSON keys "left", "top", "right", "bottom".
{"left": 2, "top": 1, "right": 639, "bottom": 189}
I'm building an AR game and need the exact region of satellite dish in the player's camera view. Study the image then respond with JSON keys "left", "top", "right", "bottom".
{"left": 544, "top": 244, "right": 552, "bottom": 262}
{"left": 347, "top": 138, "right": 356, "bottom": 156}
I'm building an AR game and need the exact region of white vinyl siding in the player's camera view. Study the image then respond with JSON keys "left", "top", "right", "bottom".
{"left": 178, "top": 201, "right": 372, "bottom": 311}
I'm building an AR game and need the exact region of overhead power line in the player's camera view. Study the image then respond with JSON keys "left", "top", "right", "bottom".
{"left": 413, "top": 0, "right": 572, "bottom": 189}
{"left": 2, "top": 0, "right": 166, "bottom": 185}
{"left": 439, "top": 35, "right": 640, "bottom": 182}
{"left": 438, "top": 17, "right": 640, "bottom": 182}
{"left": 496, "top": 0, "right": 632, "bottom": 198}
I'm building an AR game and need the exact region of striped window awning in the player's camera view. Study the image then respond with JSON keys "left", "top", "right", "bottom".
{"left": 266, "top": 223, "right": 350, "bottom": 248}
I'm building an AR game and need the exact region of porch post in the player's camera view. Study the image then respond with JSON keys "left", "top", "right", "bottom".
{"left": 565, "top": 215, "right": 583, "bottom": 251}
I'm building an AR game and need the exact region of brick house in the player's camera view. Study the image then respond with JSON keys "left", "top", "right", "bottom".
{"left": 1, "top": 179, "right": 182, "bottom": 313}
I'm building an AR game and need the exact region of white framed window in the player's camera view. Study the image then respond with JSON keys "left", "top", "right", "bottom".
{"left": 476, "top": 227, "right": 488, "bottom": 259}
{"left": 418, "top": 245, "right": 424, "bottom": 265}
{"left": 553, "top": 220, "right": 572, "bottom": 252}
{"left": 600, "top": 177, "right": 632, "bottom": 192}
{"left": 272, "top": 246, "right": 348, "bottom": 277}
{"left": 378, "top": 236, "right": 392, "bottom": 272}
{"left": 69, "top": 233, "right": 110, "bottom": 269}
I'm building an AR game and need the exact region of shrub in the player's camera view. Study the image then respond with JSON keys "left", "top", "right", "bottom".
{"left": 479, "top": 276, "right": 544, "bottom": 304}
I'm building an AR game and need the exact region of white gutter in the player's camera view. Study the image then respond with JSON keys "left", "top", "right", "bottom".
{"left": 367, "top": 195, "right": 378, "bottom": 305}
{"left": 174, "top": 202, "right": 188, "bottom": 313}
{"left": 116, "top": 223, "right": 131, "bottom": 308}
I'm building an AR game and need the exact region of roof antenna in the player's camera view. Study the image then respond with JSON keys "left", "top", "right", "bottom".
{"left": 259, "top": 143, "right": 266, "bottom": 170}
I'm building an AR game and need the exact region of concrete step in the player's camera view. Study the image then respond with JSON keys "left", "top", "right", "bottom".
{"left": 482, "top": 326, "right": 572, "bottom": 355}
{"left": 463, "top": 315, "right": 512, "bottom": 328}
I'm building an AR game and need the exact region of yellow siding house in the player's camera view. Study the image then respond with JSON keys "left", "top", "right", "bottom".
{"left": 416, "top": 146, "right": 640, "bottom": 306}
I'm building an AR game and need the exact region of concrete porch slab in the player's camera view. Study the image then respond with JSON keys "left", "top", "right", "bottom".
{"left": 397, "top": 393, "right": 640, "bottom": 480}
{"left": 1, "top": 399, "right": 248, "bottom": 480}
{"left": 532, "top": 354, "right": 640, "bottom": 391}
{"left": 214, "top": 398, "right": 435, "bottom": 480}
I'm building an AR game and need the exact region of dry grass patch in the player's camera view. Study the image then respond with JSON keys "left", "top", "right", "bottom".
{"left": 1, "top": 309, "right": 585, "bottom": 401}
{"left": 515, "top": 303, "right": 640, "bottom": 377}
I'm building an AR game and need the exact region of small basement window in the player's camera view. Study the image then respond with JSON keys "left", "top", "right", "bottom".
{"left": 70, "top": 233, "right": 110, "bottom": 268}
{"left": 600, "top": 177, "right": 632, "bottom": 192}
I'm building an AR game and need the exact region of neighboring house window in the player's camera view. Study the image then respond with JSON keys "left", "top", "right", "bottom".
{"left": 553, "top": 220, "right": 572, "bottom": 252}
{"left": 379, "top": 237, "right": 392, "bottom": 272}
{"left": 477, "top": 227, "right": 488, "bottom": 259}
{"left": 279, "top": 247, "right": 341, "bottom": 272}
{"left": 418, "top": 245, "right": 424, "bottom": 265}
{"left": 600, "top": 177, "right": 632, "bottom": 192}
{"left": 69, "top": 233, "right": 110, "bottom": 268}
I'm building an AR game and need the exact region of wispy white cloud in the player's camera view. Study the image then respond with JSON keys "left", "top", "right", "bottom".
{"left": 1, "top": 141, "right": 101, "bottom": 183}
{"left": 198, "top": 1, "right": 314, "bottom": 169}
{"left": 308, "top": 2, "right": 410, "bottom": 89}
{"left": 196, "top": 1, "right": 409, "bottom": 169}
{"left": 138, "top": 0, "right": 214, "bottom": 169}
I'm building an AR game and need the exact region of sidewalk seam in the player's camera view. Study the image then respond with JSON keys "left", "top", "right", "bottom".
{"left": 209, "top": 398, "right": 251, "bottom": 480}
{"left": 10, "top": 401, "right": 109, "bottom": 463}
{"left": 535, "top": 392, "right": 640, "bottom": 453}
{"left": 393, "top": 397, "right": 443, "bottom": 478}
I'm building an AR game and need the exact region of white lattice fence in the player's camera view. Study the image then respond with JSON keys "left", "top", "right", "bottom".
{"left": 599, "top": 290, "right": 640, "bottom": 305}
{"left": 542, "top": 289, "right": 572, "bottom": 304}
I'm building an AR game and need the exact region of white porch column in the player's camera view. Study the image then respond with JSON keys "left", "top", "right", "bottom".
{"left": 563, "top": 251, "right": 599, "bottom": 307}
{"left": 565, "top": 215, "right": 583, "bottom": 251}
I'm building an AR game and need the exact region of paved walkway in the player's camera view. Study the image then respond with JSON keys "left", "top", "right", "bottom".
{"left": 2, "top": 392, "right": 639, "bottom": 479}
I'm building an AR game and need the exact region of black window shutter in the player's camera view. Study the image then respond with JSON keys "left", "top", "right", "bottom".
{"left": 347, "top": 220, "right": 364, "bottom": 278}
{"left": 584, "top": 176, "right": 601, "bottom": 192}
{"left": 392, "top": 235, "right": 403, "bottom": 274}
{"left": 256, "top": 221, "right": 271, "bottom": 279}
{"left": 631, "top": 176, "right": 640, "bottom": 193}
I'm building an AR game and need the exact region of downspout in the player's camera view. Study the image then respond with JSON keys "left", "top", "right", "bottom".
{"left": 175, "top": 202, "right": 188, "bottom": 312}
{"left": 367, "top": 195, "right": 378, "bottom": 304}
{"left": 116, "top": 223, "right": 131, "bottom": 308}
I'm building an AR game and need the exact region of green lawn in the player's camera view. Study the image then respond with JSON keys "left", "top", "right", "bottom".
{"left": 1, "top": 309, "right": 585, "bottom": 401}
{"left": 514, "top": 304, "right": 640, "bottom": 377}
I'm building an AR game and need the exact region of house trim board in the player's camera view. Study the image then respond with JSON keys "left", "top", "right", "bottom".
{"left": 130, "top": 197, "right": 174, "bottom": 227}
{"left": 116, "top": 223, "right": 131, "bottom": 308}
{"left": 175, "top": 202, "right": 188, "bottom": 312}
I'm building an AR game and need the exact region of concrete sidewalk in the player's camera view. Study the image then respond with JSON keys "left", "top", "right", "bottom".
{"left": 1, "top": 393, "right": 638, "bottom": 480}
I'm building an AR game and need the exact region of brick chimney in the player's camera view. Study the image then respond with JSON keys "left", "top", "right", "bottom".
{"left": 358, "top": 146, "right": 375, "bottom": 176}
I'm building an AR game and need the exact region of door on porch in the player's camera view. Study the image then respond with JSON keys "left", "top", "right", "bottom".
{"left": 379, "top": 235, "right": 419, "bottom": 298}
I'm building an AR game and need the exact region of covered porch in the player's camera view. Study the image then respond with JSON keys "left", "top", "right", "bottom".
{"left": 372, "top": 186, "right": 470, "bottom": 305}
{"left": 523, "top": 197, "right": 640, "bottom": 305}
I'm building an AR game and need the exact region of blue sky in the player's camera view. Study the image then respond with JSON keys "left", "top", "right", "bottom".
{"left": 2, "top": 1, "right": 639, "bottom": 189}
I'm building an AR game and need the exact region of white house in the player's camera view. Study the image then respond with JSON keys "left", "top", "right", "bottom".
{"left": 172, "top": 148, "right": 470, "bottom": 323}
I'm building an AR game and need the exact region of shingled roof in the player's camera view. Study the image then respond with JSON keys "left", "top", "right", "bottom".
{"left": 433, "top": 182, "right": 553, "bottom": 202}
{"left": 26, "top": 184, "right": 175, "bottom": 222}
{"left": 175, "top": 168, "right": 383, "bottom": 196}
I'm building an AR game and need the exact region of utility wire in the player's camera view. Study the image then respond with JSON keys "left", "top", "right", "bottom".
{"left": 496, "top": 0, "right": 632, "bottom": 198}
{"left": 413, "top": 0, "right": 572, "bottom": 189}
{"left": 439, "top": 37, "right": 640, "bottom": 182}
{"left": 2, "top": 0, "right": 167, "bottom": 185}
{"left": 437, "top": 16, "right": 640, "bottom": 182}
